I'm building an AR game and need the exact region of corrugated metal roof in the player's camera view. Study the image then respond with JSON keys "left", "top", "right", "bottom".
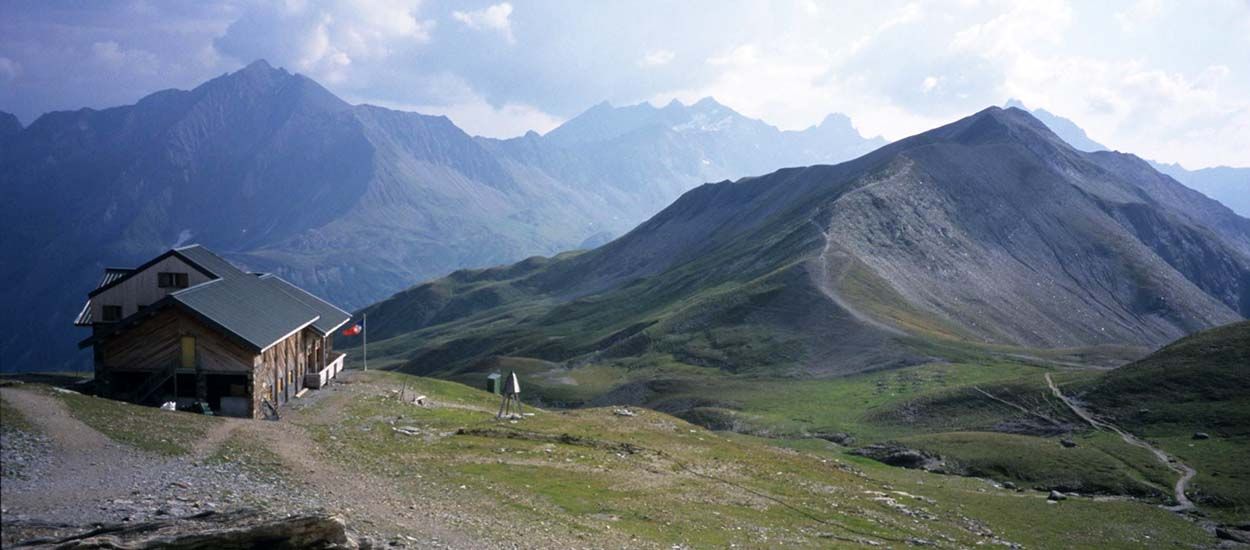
{"left": 77, "top": 269, "right": 131, "bottom": 325}
{"left": 97, "top": 268, "right": 134, "bottom": 289}
{"left": 259, "top": 274, "right": 352, "bottom": 335}
{"left": 175, "top": 245, "right": 250, "bottom": 279}
{"left": 171, "top": 275, "right": 320, "bottom": 351}
{"left": 168, "top": 246, "right": 330, "bottom": 351}
{"left": 74, "top": 300, "right": 93, "bottom": 325}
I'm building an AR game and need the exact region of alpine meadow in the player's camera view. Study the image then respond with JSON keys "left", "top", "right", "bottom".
{"left": 2, "top": 1, "right": 1249, "bottom": 548}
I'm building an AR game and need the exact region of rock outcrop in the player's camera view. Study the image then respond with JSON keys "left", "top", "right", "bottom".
{"left": 11, "top": 509, "right": 363, "bottom": 549}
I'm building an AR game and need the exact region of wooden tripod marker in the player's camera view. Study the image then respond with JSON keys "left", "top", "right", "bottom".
{"left": 497, "top": 371, "right": 523, "bottom": 419}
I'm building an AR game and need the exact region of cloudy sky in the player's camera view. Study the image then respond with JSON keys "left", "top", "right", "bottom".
{"left": 2, "top": 0, "right": 1248, "bottom": 168}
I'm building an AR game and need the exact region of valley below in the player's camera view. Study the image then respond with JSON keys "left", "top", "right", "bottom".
{"left": 3, "top": 320, "right": 1247, "bottom": 548}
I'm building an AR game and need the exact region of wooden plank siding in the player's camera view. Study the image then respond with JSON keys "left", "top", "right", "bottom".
{"left": 90, "top": 256, "right": 213, "bottom": 321}
{"left": 99, "top": 309, "right": 254, "bottom": 374}
{"left": 94, "top": 308, "right": 332, "bottom": 419}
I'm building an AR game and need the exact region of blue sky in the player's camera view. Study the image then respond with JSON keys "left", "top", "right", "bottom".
{"left": 2, "top": 0, "right": 1248, "bottom": 168}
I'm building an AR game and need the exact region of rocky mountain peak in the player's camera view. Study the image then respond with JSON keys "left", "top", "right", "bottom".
{"left": 1001, "top": 98, "right": 1108, "bottom": 152}
{"left": 0, "top": 110, "right": 22, "bottom": 138}
{"left": 194, "top": 59, "right": 348, "bottom": 114}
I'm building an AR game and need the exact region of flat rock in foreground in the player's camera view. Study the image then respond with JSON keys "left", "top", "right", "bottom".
{"left": 9, "top": 508, "right": 362, "bottom": 550}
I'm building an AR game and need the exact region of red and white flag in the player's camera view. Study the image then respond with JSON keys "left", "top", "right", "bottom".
{"left": 342, "top": 323, "right": 362, "bottom": 336}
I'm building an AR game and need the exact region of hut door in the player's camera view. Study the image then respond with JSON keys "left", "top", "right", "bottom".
{"left": 180, "top": 336, "right": 196, "bottom": 369}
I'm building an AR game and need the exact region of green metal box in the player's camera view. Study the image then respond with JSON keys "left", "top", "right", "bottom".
{"left": 485, "top": 373, "right": 503, "bottom": 395}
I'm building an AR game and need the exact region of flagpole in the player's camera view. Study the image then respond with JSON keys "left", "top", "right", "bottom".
{"left": 363, "top": 313, "right": 368, "bottom": 371}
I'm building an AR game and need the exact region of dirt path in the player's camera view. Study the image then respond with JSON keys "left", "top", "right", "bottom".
{"left": 1, "top": 388, "right": 114, "bottom": 451}
{"left": 1044, "top": 373, "right": 1196, "bottom": 511}
{"left": 971, "top": 385, "right": 1066, "bottom": 428}
{"left": 1, "top": 385, "right": 485, "bottom": 547}
{"left": 0, "top": 387, "right": 160, "bottom": 516}
{"left": 191, "top": 419, "right": 242, "bottom": 460}
{"left": 0, "top": 387, "right": 251, "bottom": 534}
{"left": 235, "top": 414, "right": 481, "bottom": 548}
{"left": 811, "top": 222, "right": 907, "bottom": 337}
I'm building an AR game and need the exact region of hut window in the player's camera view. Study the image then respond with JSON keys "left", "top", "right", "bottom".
{"left": 158, "top": 272, "right": 189, "bottom": 289}
{"left": 101, "top": 305, "right": 122, "bottom": 322}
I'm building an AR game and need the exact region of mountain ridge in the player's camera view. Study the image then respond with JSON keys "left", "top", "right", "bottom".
{"left": 0, "top": 59, "right": 885, "bottom": 371}
{"left": 1004, "top": 98, "right": 1250, "bottom": 218}
{"left": 350, "top": 106, "right": 1250, "bottom": 404}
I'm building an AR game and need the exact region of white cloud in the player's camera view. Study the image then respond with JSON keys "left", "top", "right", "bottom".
{"left": 639, "top": 49, "right": 675, "bottom": 67}
{"left": 0, "top": 57, "right": 20, "bottom": 81}
{"left": 359, "top": 74, "right": 561, "bottom": 138}
{"left": 653, "top": 39, "right": 947, "bottom": 141}
{"left": 451, "top": 3, "right": 515, "bottom": 44}
{"left": 215, "top": 0, "right": 434, "bottom": 84}
{"left": 949, "top": 0, "right": 1072, "bottom": 57}
{"left": 90, "top": 41, "right": 160, "bottom": 74}
{"left": 921, "top": 76, "right": 940, "bottom": 93}
{"left": 10, "top": 0, "right": 1247, "bottom": 168}
{"left": 1115, "top": 0, "right": 1163, "bottom": 31}
{"left": 641, "top": 0, "right": 1249, "bottom": 168}
{"left": 878, "top": 2, "right": 923, "bottom": 32}
{"left": 947, "top": 1, "right": 1250, "bottom": 167}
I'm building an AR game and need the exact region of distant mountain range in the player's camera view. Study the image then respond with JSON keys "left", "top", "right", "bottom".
{"left": 0, "top": 60, "right": 884, "bottom": 371}
{"left": 1005, "top": 99, "right": 1250, "bottom": 217}
{"left": 350, "top": 107, "right": 1250, "bottom": 412}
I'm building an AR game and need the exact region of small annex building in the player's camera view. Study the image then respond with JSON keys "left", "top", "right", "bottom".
{"left": 75, "top": 245, "right": 350, "bottom": 418}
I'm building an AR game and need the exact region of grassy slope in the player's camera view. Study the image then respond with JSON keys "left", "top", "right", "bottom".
{"left": 895, "top": 431, "right": 1175, "bottom": 498}
{"left": 500, "top": 356, "right": 1182, "bottom": 503}
{"left": 342, "top": 278, "right": 1250, "bottom": 519}
{"left": 347, "top": 349, "right": 1186, "bottom": 510}
{"left": 302, "top": 372, "right": 1205, "bottom": 547}
{"left": 1075, "top": 320, "right": 1250, "bottom": 518}
{"left": 53, "top": 388, "right": 220, "bottom": 456}
{"left": 2, "top": 372, "right": 1213, "bottom": 546}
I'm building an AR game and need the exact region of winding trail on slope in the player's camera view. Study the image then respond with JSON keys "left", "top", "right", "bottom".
{"left": 812, "top": 223, "right": 906, "bottom": 337}
{"left": 1044, "top": 373, "right": 1196, "bottom": 511}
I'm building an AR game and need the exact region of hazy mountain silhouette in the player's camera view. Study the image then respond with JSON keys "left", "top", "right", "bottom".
{"left": 0, "top": 61, "right": 882, "bottom": 370}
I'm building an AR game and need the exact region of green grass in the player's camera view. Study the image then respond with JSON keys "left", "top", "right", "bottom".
{"left": 897, "top": 430, "right": 1176, "bottom": 499}
{"left": 691, "top": 360, "right": 1062, "bottom": 439}
{"left": 0, "top": 393, "right": 36, "bottom": 434}
{"left": 1070, "top": 321, "right": 1250, "bottom": 518}
{"left": 5, "top": 370, "right": 1216, "bottom": 546}
{"left": 1153, "top": 435, "right": 1250, "bottom": 521}
{"left": 54, "top": 390, "right": 219, "bottom": 456}
{"left": 293, "top": 371, "right": 1210, "bottom": 547}
{"left": 366, "top": 356, "right": 1212, "bottom": 515}
{"left": 1076, "top": 321, "right": 1249, "bottom": 436}
{"left": 845, "top": 454, "right": 1207, "bottom": 549}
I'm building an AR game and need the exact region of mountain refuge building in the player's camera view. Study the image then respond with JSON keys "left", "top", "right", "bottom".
{"left": 75, "top": 245, "right": 351, "bottom": 418}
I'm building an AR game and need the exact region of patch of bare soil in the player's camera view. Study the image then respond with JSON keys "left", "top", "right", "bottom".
{"left": 241, "top": 374, "right": 606, "bottom": 548}
{"left": 0, "top": 388, "right": 315, "bottom": 546}
{"left": 0, "top": 384, "right": 489, "bottom": 548}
